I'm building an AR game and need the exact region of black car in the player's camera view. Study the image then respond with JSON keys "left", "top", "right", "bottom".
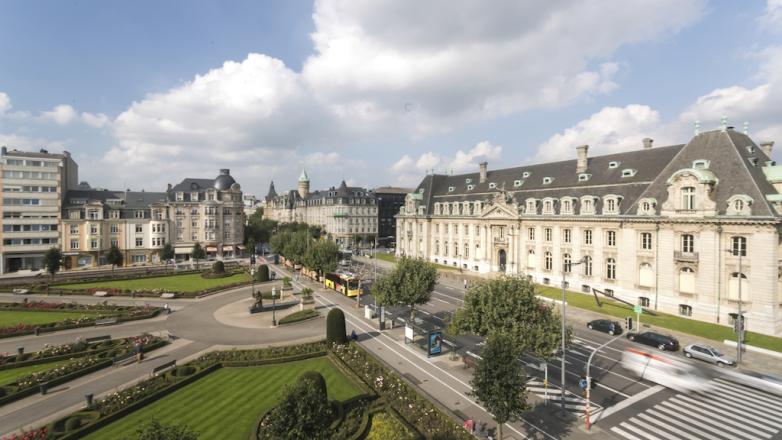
{"left": 587, "top": 319, "right": 623, "bottom": 335}
{"left": 626, "top": 331, "right": 679, "bottom": 351}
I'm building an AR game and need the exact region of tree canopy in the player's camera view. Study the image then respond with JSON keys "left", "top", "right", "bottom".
{"left": 450, "top": 276, "right": 567, "bottom": 359}
{"left": 262, "top": 372, "right": 332, "bottom": 439}
{"left": 470, "top": 332, "right": 529, "bottom": 440}
{"left": 160, "top": 243, "right": 175, "bottom": 263}
{"left": 43, "top": 247, "right": 62, "bottom": 279}
{"left": 106, "top": 244, "right": 123, "bottom": 271}
{"left": 191, "top": 242, "right": 206, "bottom": 268}
{"left": 371, "top": 256, "right": 437, "bottom": 318}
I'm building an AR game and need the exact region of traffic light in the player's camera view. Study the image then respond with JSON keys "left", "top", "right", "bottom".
{"left": 626, "top": 316, "right": 633, "bottom": 330}
{"left": 733, "top": 315, "right": 745, "bottom": 333}
{"left": 250, "top": 255, "right": 256, "bottom": 265}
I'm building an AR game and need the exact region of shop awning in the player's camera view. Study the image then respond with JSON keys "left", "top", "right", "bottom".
{"left": 237, "top": 245, "right": 246, "bottom": 250}
{"left": 222, "top": 245, "right": 234, "bottom": 251}
{"left": 174, "top": 248, "right": 191, "bottom": 254}
{"left": 206, "top": 246, "right": 218, "bottom": 252}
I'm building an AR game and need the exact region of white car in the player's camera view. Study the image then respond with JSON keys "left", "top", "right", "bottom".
{"left": 683, "top": 343, "right": 735, "bottom": 367}
{"left": 622, "top": 348, "right": 712, "bottom": 393}
{"left": 720, "top": 369, "right": 782, "bottom": 396}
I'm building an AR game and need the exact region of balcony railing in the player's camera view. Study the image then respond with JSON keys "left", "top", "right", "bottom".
{"left": 674, "top": 251, "right": 699, "bottom": 263}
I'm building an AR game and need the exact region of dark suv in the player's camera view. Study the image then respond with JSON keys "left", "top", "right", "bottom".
{"left": 626, "top": 331, "right": 679, "bottom": 351}
{"left": 587, "top": 319, "right": 623, "bottom": 336}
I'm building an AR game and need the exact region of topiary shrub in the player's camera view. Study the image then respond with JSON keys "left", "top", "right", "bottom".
{"left": 326, "top": 308, "right": 347, "bottom": 344}
{"left": 172, "top": 365, "right": 196, "bottom": 377}
{"left": 256, "top": 264, "right": 269, "bottom": 282}
{"left": 299, "top": 371, "right": 327, "bottom": 398}
{"left": 212, "top": 260, "right": 225, "bottom": 274}
{"left": 64, "top": 416, "right": 83, "bottom": 432}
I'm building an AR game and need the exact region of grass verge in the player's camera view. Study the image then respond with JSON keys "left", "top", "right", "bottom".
{"left": 82, "top": 357, "right": 361, "bottom": 440}
{"left": 53, "top": 272, "right": 251, "bottom": 293}
{"left": 278, "top": 309, "right": 319, "bottom": 325}
{"left": 0, "top": 310, "right": 93, "bottom": 328}
{"left": 0, "top": 360, "right": 69, "bottom": 386}
{"left": 536, "top": 286, "right": 782, "bottom": 352}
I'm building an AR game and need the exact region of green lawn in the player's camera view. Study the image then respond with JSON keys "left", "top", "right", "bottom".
{"left": 375, "top": 253, "right": 459, "bottom": 271}
{"left": 54, "top": 272, "right": 251, "bottom": 293}
{"left": 536, "top": 286, "right": 782, "bottom": 352}
{"left": 0, "top": 310, "right": 92, "bottom": 327}
{"left": 0, "top": 359, "right": 69, "bottom": 386}
{"left": 84, "top": 357, "right": 362, "bottom": 440}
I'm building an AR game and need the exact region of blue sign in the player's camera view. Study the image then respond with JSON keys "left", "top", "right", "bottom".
{"left": 579, "top": 378, "right": 588, "bottom": 390}
{"left": 428, "top": 331, "right": 443, "bottom": 356}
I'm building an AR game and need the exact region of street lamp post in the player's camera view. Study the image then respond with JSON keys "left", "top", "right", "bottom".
{"left": 271, "top": 286, "right": 277, "bottom": 326}
{"left": 561, "top": 256, "right": 586, "bottom": 414}
{"left": 724, "top": 246, "right": 744, "bottom": 364}
{"left": 584, "top": 334, "right": 623, "bottom": 430}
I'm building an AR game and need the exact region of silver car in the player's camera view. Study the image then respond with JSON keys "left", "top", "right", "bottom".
{"left": 683, "top": 343, "right": 735, "bottom": 367}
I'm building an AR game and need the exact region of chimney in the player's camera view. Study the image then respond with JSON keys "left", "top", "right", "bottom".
{"left": 576, "top": 145, "right": 589, "bottom": 173}
{"left": 167, "top": 183, "right": 172, "bottom": 191}
{"left": 479, "top": 162, "right": 488, "bottom": 183}
{"left": 760, "top": 140, "right": 775, "bottom": 157}
{"left": 642, "top": 138, "right": 653, "bottom": 149}
{"left": 219, "top": 169, "right": 230, "bottom": 175}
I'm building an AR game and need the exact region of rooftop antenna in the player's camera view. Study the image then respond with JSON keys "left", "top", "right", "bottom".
{"left": 720, "top": 115, "right": 728, "bottom": 131}
{"left": 694, "top": 120, "right": 700, "bottom": 135}
{"left": 743, "top": 121, "right": 749, "bottom": 135}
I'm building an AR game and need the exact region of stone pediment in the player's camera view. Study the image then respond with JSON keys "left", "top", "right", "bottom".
{"left": 480, "top": 203, "right": 518, "bottom": 220}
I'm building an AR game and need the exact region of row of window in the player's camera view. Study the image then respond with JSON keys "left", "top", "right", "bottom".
{"left": 3, "top": 198, "right": 58, "bottom": 206}
{"left": 4, "top": 159, "right": 59, "bottom": 167}
{"left": 2, "top": 170, "right": 58, "bottom": 180}
{"left": 3, "top": 238, "right": 58, "bottom": 246}
{"left": 3, "top": 186, "right": 57, "bottom": 193}
{"left": 3, "top": 224, "right": 57, "bottom": 232}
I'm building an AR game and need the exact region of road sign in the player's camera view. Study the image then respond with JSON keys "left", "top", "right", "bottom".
{"left": 579, "top": 378, "right": 588, "bottom": 390}
{"left": 633, "top": 305, "right": 642, "bottom": 314}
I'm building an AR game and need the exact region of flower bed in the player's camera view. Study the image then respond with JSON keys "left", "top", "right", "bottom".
{"left": 331, "top": 342, "right": 473, "bottom": 440}
{"left": 0, "top": 302, "right": 161, "bottom": 338}
{"left": 0, "top": 335, "right": 166, "bottom": 406}
{"left": 44, "top": 271, "right": 252, "bottom": 298}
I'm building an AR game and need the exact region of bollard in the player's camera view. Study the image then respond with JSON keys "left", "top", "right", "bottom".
{"left": 85, "top": 393, "right": 94, "bottom": 408}
{"left": 34, "top": 327, "right": 40, "bottom": 336}
{"left": 16, "top": 347, "right": 24, "bottom": 359}
{"left": 39, "top": 384, "right": 47, "bottom": 395}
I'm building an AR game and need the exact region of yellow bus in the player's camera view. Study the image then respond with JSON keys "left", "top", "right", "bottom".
{"left": 324, "top": 272, "right": 360, "bottom": 297}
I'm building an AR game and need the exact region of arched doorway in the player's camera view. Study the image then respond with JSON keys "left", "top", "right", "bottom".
{"left": 498, "top": 249, "right": 507, "bottom": 272}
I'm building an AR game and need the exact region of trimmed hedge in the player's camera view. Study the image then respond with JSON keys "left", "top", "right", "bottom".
{"left": 0, "top": 308, "right": 160, "bottom": 339}
{"left": 327, "top": 308, "right": 347, "bottom": 344}
{"left": 278, "top": 309, "right": 319, "bottom": 325}
{"left": 256, "top": 265, "right": 269, "bottom": 282}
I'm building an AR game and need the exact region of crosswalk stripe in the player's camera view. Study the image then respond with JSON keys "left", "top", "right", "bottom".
{"left": 696, "top": 387, "right": 782, "bottom": 417}
{"left": 659, "top": 400, "right": 759, "bottom": 440}
{"left": 672, "top": 394, "right": 778, "bottom": 433}
{"left": 620, "top": 421, "right": 663, "bottom": 440}
{"left": 653, "top": 404, "right": 734, "bottom": 440}
{"left": 645, "top": 409, "right": 710, "bottom": 440}
{"left": 631, "top": 415, "right": 686, "bottom": 440}
{"left": 712, "top": 377, "right": 782, "bottom": 406}
{"left": 668, "top": 396, "right": 773, "bottom": 438}
{"left": 611, "top": 426, "right": 643, "bottom": 440}
{"left": 690, "top": 390, "right": 782, "bottom": 429}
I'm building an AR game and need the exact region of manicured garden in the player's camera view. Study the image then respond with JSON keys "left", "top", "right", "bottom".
{"left": 0, "top": 360, "right": 69, "bottom": 386}
{"left": 278, "top": 309, "right": 320, "bottom": 325}
{"left": 83, "top": 357, "right": 361, "bottom": 439}
{"left": 53, "top": 272, "right": 251, "bottom": 294}
{"left": 536, "top": 285, "right": 782, "bottom": 352}
{"left": 0, "top": 310, "right": 93, "bottom": 328}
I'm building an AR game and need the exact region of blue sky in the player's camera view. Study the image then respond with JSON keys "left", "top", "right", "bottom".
{"left": 0, "top": 0, "right": 780, "bottom": 195}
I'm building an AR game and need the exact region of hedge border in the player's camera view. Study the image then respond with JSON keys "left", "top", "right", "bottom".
{"left": 277, "top": 309, "right": 320, "bottom": 326}
{"left": 0, "top": 309, "right": 160, "bottom": 339}
{"left": 1, "top": 339, "right": 141, "bottom": 371}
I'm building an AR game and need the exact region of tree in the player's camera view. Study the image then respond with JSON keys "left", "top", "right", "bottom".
{"left": 246, "top": 237, "right": 257, "bottom": 256}
{"left": 160, "top": 243, "right": 175, "bottom": 273}
{"left": 263, "top": 372, "right": 332, "bottom": 439}
{"left": 129, "top": 419, "right": 199, "bottom": 440}
{"left": 212, "top": 260, "right": 225, "bottom": 274}
{"left": 470, "top": 332, "right": 529, "bottom": 440}
{"left": 306, "top": 240, "right": 339, "bottom": 276}
{"left": 326, "top": 308, "right": 347, "bottom": 344}
{"left": 450, "top": 276, "right": 567, "bottom": 359}
{"left": 191, "top": 242, "right": 206, "bottom": 269}
{"left": 106, "top": 244, "right": 123, "bottom": 273}
{"left": 370, "top": 256, "right": 437, "bottom": 319}
{"left": 43, "top": 247, "right": 62, "bottom": 280}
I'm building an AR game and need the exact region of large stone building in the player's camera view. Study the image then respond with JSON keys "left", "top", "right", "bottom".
{"left": 397, "top": 128, "right": 782, "bottom": 336}
{"left": 264, "top": 171, "right": 377, "bottom": 248}
{"left": 0, "top": 147, "right": 78, "bottom": 273}
{"left": 60, "top": 169, "right": 245, "bottom": 268}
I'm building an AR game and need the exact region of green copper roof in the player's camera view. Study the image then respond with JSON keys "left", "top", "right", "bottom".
{"left": 763, "top": 165, "right": 782, "bottom": 183}
{"left": 298, "top": 169, "right": 309, "bottom": 182}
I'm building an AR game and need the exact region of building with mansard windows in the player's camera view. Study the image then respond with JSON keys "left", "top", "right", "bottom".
{"left": 264, "top": 171, "right": 378, "bottom": 248}
{"left": 397, "top": 129, "right": 782, "bottom": 336}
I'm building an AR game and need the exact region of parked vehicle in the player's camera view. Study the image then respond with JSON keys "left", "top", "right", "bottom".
{"left": 627, "top": 331, "right": 680, "bottom": 351}
{"left": 683, "top": 343, "right": 735, "bottom": 367}
{"left": 587, "top": 319, "right": 623, "bottom": 336}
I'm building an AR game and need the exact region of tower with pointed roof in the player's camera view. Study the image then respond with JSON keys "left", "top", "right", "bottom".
{"left": 298, "top": 170, "right": 310, "bottom": 199}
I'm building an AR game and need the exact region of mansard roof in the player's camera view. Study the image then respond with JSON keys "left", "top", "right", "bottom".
{"left": 63, "top": 190, "right": 167, "bottom": 210}
{"left": 412, "top": 129, "right": 781, "bottom": 218}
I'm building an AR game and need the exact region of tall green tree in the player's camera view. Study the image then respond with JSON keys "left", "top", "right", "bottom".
{"left": 450, "top": 276, "right": 567, "bottom": 359}
{"left": 160, "top": 243, "right": 175, "bottom": 273}
{"left": 191, "top": 242, "right": 206, "bottom": 269}
{"left": 246, "top": 237, "right": 257, "bottom": 256}
{"left": 370, "top": 256, "right": 437, "bottom": 319}
{"left": 470, "top": 332, "right": 529, "bottom": 440}
{"left": 106, "top": 244, "right": 123, "bottom": 273}
{"left": 306, "top": 240, "right": 339, "bottom": 276}
{"left": 43, "top": 247, "right": 62, "bottom": 280}
{"left": 263, "top": 372, "right": 332, "bottom": 439}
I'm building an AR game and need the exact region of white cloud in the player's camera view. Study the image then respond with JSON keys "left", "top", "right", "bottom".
{"left": 391, "top": 155, "right": 414, "bottom": 173}
{"left": 762, "top": 0, "right": 782, "bottom": 29}
{"left": 390, "top": 140, "right": 503, "bottom": 186}
{"left": 81, "top": 112, "right": 110, "bottom": 128}
{"left": 534, "top": 105, "right": 667, "bottom": 162}
{"left": 449, "top": 141, "right": 502, "bottom": 172}
{"left": 41, "top": 104, "right": 78, "bottom": 125}
{"left": 0, "top": 92, "right": 10, "bottom": 114}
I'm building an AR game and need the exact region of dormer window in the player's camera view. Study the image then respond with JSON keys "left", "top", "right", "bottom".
{"left": 681, "top": 187, "right": 695, "bottom": 210}
{"left": 419, "top": 188, "right": 424, "bottom": 193}
{"left": 176, "top": 192, "right": 184, "bottom": 202}
{"left": 621, "top": 169, "right": 637, "bottom": 178}
{"left": 608, "top": 161, "right": 620, "bottom": 169}
{"left": 465, "top": 178, "right": 472, "bottom": 184}
{"left": 191, "top": 192, "right": 199, "bottom": 201}
{"left": 543, "top": 200, "right": 553, "bottom": 214}
{"left": 561, "top": 198, "right": 573, "bottom": 214}
{"left": 578, "top": 173, "right": 591, "bottom": 182}
{"left": 637, "top": 198, "right": 657, "bottom": 216}
{"left": 489, "top": 182, "right": 497, "bottom": 189}
{"left": 448, "top": 186, "right": 455, "bottom": 192}
{"left": 746, "top": 146, "right": 755, "bottom": 154}
{"left": 467, "top": 184, "right": 475, "bottom": 191}
{"left": 542, "top": 177, "right": 553, "bottom": 185}
{"left": 525, "top": 199, "right": 537, "bottom": 214}
{"left": 692, "top": 159, "right": 710, "bottom": 169}
{"left": 522, "top": 171, "right": 530, "bottom": 178}
{"left": 726, "top": 194, "right": 753, "bottom": 216}
{"left": 749, "top": 157, "right": 759, "bottom": 167}
{"left": 514, "top": 180, "right": 523, "bottom": 187}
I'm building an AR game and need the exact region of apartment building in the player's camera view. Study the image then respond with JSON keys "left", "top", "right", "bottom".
{"left": 0, "top": 146, "right": 78, "bottom": 273}
{"left": 264, "top": 171, "right": 378, "bottom": 248}
{"left": 397, "top": 129, "right": 782, "bottom": 336}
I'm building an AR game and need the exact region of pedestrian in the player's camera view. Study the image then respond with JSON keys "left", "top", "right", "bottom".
{"left": 164, "top": 303, "right": 170, "bottom": 315}
{"left": 463, "top": 279, "right": 467, "bottom": 289}
{"left": 351, "top": 330, "right": 358, "bottom": 341}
